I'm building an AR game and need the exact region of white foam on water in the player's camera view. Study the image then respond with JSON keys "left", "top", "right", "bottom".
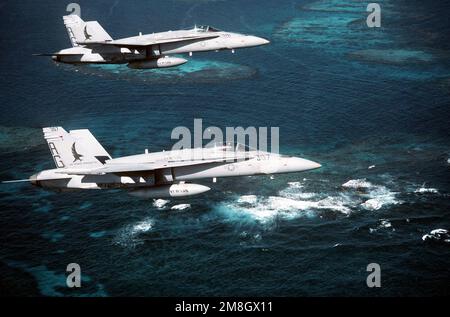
{"left": 219, "top": 178, "right": 403, "bottom": 224}
{"left": 280, "top": 181, "right": 317, "bottom": 200}
{"left": 132, "top": 219, "right": 154, "bottom": 234}
{"left": 287, "top": 181, "right": 304, "bottom": 188}
{"left": 295, "top": 192, "right": 319, "bottom": 199}
{"left": 431, "top": 229, "right": 448, "bottom": 235}
{"left": 360, "top": 189, "right": 400, "bottom": 211}
{"left": 422, "top": 228, "right": 449, "bottom": 243}
{"left": 274, "top": 194, "right": 353, "bottom": 216}
{"left": 237, "top": 195, "right": 258, "bottom": 204}
{"left": 342, "top": 178, "right": 374, "bottom": 189}
{"left": 343, "top": 179, "right": 401, "bottom": 211}
{"left": 217, "top": 191, "right": 354, "bottom": 224}
{"left": 414, "top": 187, "right": 439, "bottom": 194}
{"left": 369, "top": 219, "right": 394, "bottom": 233}
{"left": 314, "top": 195, "right": 354, "bottom": 215}
{"left": 171, "top": 204, "right": 191, "bottom": 211}
{"left": 216, "top": 196, "right": 294, "bottom": 224}
{"left": 153, "top": 199, "right": 169, "bottom": 209}
{"left": 361, "top": 199, "right": 383, "bottom": 210}
{"left": 114, "top": 217, "right": 155, "bottom": 248}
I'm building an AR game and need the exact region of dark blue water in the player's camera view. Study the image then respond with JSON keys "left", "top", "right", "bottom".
{"left": 0, "top": 0, "right": 449, "bottom": 296}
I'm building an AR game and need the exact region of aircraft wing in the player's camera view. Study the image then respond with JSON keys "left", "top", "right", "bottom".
{"left": 77, "top": 33, "right": 219, "bottom": 48}
{"left": 58, "top": 156, "right": 233, "bottom": 176}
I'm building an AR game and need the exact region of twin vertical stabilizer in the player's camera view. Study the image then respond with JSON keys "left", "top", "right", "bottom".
{"left": 43, "top": 127, "right": 111, "bottom": 169}
{"left": 63, "top": 15, "right": 113, "bottom": 47}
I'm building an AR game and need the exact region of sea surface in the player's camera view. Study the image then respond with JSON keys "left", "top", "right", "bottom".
{"left": 0, "top": 0, "right": 449, "bottom": 296}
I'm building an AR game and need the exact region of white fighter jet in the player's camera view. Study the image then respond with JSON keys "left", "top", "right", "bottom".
{"left": 37, "top": 15, "right": 270, "bottom": 69}
{"left": 3, "top": 127, "right": 321, "bottom": 198}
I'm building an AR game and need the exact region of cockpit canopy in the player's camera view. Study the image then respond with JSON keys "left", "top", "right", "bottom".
{"left": 195, "top": 25, "right": 221, "bottom": 33}
{"left": 207, "top": 142, "right": 258, "bottom": 152}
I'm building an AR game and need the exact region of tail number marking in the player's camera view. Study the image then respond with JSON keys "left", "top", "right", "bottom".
{"left": 48, "top": 142, "right": 66, "bottom": 168}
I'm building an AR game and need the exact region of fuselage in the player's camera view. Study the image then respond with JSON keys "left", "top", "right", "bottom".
{"left": 31, "top": 145, "right": 321, "bottom": 194}
{"left": 53, "top": 26, "right": 270, "bottom": 65}
{"left": 25, "top": 127, "right": 320, "bottom": 198}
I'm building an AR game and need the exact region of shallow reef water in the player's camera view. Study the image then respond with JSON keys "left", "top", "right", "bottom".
{"left": 59, "top": 59, "right": 257, "bottom": 84}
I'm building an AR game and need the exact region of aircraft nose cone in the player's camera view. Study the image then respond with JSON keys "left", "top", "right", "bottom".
{"left": 291, "top": 157, "right": 322, "bottom": 172}
{"left": 246, "top": 35, "right": 270, "bottom": 47}
{"left": 259, "top": 37, "right": 270, "bottom": 45}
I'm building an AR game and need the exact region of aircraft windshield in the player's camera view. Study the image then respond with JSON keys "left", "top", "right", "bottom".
{"left": 196, "top": 25, "right": 221, "bottom": 32}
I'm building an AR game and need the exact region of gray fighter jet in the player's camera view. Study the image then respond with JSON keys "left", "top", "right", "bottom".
{"left": 39, "top": 15, "right": 270, "bottom": 68}
{"left": 3, "top": 127, "right": 321, "bottom": 198}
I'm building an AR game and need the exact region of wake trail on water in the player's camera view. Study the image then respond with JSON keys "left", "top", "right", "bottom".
{"left": 213, "top": 176, "right": 442, "bottom": 225}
